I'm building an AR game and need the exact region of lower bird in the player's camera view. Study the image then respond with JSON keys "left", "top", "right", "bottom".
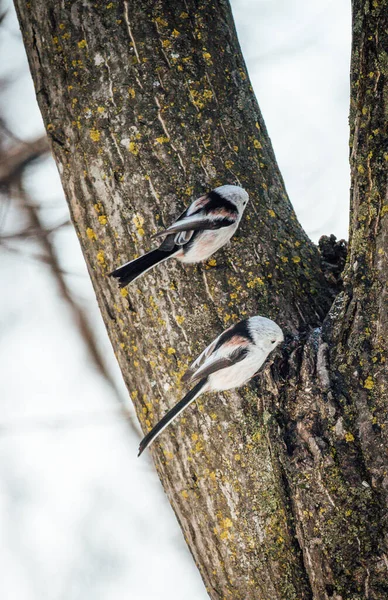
{"left": 138, "top": 316, "right": 284, "bottom": 456}
{"left": 110, "top": 184, "right": 249, "bottom": 288}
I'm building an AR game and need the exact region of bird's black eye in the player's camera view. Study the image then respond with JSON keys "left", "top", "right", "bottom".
{"left": 271, "top": 340, "right": 276, "bottom": 344}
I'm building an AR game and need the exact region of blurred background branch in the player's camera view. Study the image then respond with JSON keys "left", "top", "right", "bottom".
{"left": 15, "top": 180, "right": 138, "bottom": 433}
{"left": 0, "top": 134, "right": 49, "bottom": 183}
{"left": 0, "top": 100, "right": 138, "bottom": 437}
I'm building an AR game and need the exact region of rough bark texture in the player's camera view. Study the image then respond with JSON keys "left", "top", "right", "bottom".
{"left": 14, "top": 0, "right": 387, "bottom": 598}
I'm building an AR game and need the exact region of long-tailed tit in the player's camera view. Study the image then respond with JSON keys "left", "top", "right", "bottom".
{"left": 138, "top": 316, "right": 284, "bottom": 456}
{"left": 110, "top": 185, "right": 248, "bottom": 288}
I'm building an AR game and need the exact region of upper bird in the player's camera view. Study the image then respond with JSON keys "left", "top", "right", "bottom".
{"left": 138, "top": 316, "right": 284, "bottom": 456}
{"left": 110, "top": 185, "right": 249, "bottom": 288}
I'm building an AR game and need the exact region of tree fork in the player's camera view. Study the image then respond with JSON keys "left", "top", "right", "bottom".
{"left": 14, "top": 0, "right": 388, "bottom": 598}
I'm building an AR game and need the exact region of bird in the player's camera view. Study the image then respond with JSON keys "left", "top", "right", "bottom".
{"left": 109, "top": 185, "right": 249, "bottom": 288}
{"left": 138, "top": 316, "right": 284, "bottom": 456}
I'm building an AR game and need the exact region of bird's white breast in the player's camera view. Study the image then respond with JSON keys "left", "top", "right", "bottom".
{"left": 178, "top": 224, "right": 238, "bottom": 264}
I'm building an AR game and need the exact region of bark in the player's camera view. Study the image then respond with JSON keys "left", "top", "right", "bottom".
{"left": 13, "top": 0, "right": 387, "bottom": 598}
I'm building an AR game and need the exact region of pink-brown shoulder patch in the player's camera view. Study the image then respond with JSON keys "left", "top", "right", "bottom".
{"left": 225, "top": 335, "right": 250, "bottom": 348}
{"left": 213, "top": 207, "right": 237, "bottom": 219}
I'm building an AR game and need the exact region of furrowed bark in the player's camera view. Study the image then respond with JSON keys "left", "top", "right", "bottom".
{"left": 13, "top": 0, "right": 388, "bottom": 598}
{"left": 326, "top": 1, "right": 388, "bottom": 594}
{"left": 273, "top": 3, "right": 388, "bottom": 598}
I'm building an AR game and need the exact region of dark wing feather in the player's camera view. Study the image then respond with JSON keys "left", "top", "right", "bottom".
{"left": 182, "top": 322, "right": 248, "bottom": 383}
{"left": 186, "top": 347, "right": 249, "bottom": 384}
{"left": 158, "top": 233, "right": 178, "bottom": 252}
{"left": 181, "top": 334, "right": 224, "bottom": 383}
{"left": 152, "top": 215, "right": 236, "bottom": 240}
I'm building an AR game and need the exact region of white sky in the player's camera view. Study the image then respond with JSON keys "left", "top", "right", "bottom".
{"left": 0, "top": 1, "right": 351, "bottom": 598}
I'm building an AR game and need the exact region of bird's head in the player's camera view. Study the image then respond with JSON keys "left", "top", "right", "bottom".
{"left": 248, "top": 316, "right": 284, "bottom": 354}
{"left": 214, "top": 185, "right": 249, "bottom": 214}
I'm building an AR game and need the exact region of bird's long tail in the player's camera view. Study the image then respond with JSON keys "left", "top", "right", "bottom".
{"left": 138, "top": 378, "right": 208, "bottom": 456}
{"left": 109, "top": 248, "right": 177, "bottom": 288}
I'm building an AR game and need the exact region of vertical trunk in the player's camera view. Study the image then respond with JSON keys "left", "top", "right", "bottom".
{"left": 275, "top": 3, "right": 388, "bottom": 597}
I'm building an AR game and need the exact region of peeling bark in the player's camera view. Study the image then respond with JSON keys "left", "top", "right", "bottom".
{"left": 13, "top": 0, "right": 387, "bottom": 598}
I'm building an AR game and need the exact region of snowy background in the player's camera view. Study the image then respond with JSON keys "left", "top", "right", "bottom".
{"left": 0, "top": 1, "right": 350, "bottom": 599}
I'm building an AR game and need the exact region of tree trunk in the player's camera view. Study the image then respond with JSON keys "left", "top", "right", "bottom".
{"left": 14, "top": 0, "right": 387, "bottom": 598}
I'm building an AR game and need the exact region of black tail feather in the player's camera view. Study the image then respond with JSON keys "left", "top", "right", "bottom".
{"left": 138, "top": 378, "right": 208, "bottom": 457}
{"left": 109, "top": 248, "right": 176, "bottom": 288}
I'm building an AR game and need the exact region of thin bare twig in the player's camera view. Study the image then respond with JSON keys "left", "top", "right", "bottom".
{"left": 0, "top": 135, "right": 49, "bottom": 184}
{"left": 0, "top": 218, "right": 69, "bottom": 240}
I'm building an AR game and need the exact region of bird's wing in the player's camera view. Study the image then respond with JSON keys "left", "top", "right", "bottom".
{"left": 187, "top": 347, "right": 249, "bottom": 383}
{"left": 152, "top": 213, "right": 237, "bottom": 240}
{"left": 186, "top": 195, "right": 209, "bottom": 215}
{"left": 181, "top": 331, "right": 226, "bottom": 383}
{"left": 182, "top": 325, "right": 251, "bottom": 383}
{"left": 157, "top": 233, "right": 179, "bottom": 251}
{"left": 174, "top": 229, "right": 195, "bottom": 246}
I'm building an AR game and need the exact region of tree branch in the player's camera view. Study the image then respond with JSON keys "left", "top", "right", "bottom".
{"left": 13, "top": 0, "right": 388, "bottom": 597}
{"left": 14, "top": 181, "right": 139, "bottom": 436}
{"left": 0, "top": 135, "right": 49, "bottom": 184}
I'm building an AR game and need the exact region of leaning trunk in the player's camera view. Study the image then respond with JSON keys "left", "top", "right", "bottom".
{"left": 14, "top": 0, "right": 388, "bottom": 597}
